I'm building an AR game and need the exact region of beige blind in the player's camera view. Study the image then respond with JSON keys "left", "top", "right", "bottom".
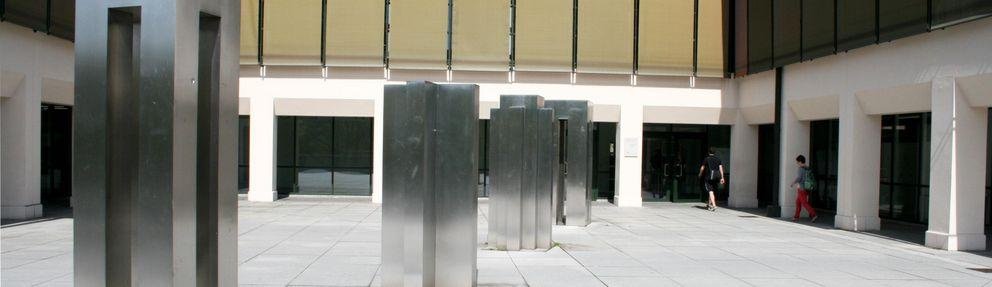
{"left": 515, "top": 0, "right": 573, "bottom": 72}
{"left": 388, "top": 0, "right": 449, "bottom": 70}
{"left": 576, "top": 0, "right": 634, "bottom": 74}
{"left": 451, "top": 0, "right": 510, "bottom": 71}
{"left": 637, "top": 0, "right": 693, "bottom": 76}
{"left": 696, "top": 0, "right": 724, "bottom": 77}
{"left": 240, "top": 0, "right": 259, "bottom": 65}
{"left": 326, "top": 0, "right": 385, "bottom": 67}
{"left": 262, "top": 0, "right": 322, "bottom": 66}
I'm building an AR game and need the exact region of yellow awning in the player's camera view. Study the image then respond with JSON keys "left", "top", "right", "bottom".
{"left": 325, "top": 0, "right": 385, "bottom": 67}
{"left": 576, "top": 0, "right": 634, "bottom": 74}
{"left": 240, "top": 0, "right": 258, "bottom": 65}
{"left": 696, "top": 0, "right": 725, "bottom": 77}
{"left": 514, "top": 0, "right": 573, "bottom": 72}
{"left": 637, "top": 0, "right": 694, "bottom": 76}
{"left": 388, "top": 0, "right": 449, "bottom": 70}
{"left": 262, "top": 0, "right": 323, "bottom": 66}
{"left": 451, "top": 0, "right": 510, "bottom": 71}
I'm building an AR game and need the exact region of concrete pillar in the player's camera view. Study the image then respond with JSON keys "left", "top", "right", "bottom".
{"left": 729, "top": 113, "right": 759, "bottom": 208}
{"left": 615, "top": 103, "right": 643, "bottom": 207}
{"left": 1, "top": 72, "right": 42, "bottom": 219}
{"left": 926, "top": 77, "right": 988, "bottom": 251}
{"left": 834, "top": 94, "right": 882, "bottom": 230}
{"left": 372, "top": 91, "right": 384, "bottom": 203}
{"left": 778, "top": 102, "right": 809, "bottom": 218}
{"left": 248, "top": 89, "right": 277, "bottom": 202}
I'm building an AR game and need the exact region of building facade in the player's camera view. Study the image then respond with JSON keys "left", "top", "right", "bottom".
{"left": 2, "top": 0, "right": 991, "bottom": 251}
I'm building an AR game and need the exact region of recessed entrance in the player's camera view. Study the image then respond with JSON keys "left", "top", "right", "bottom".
{"left": 641, "top": 124, "right": 730, "bottom": 203}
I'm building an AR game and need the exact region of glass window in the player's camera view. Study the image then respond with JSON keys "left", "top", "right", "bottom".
{"left": 802, "top": 0, "right": 835, "bottom": 60}
{"left": 879, "top": 113, "right": 931, "bottom": 223}
{"left": 275, "top": 116, "right": 373, "bottom": 196}
{"left": 747, "top": 0, "right": 774, "bottom": 73}
{"left": 238, "top": 116, "right": 250, "bottom": 192}
{"left": 772, "top": 0, "right": 802, "bottom": 67}
{"left": 878, "top": 0, "right": 928, "bottom": 43}
{"left": 296, "top": 117, "right": 334, "bottom": 167}
{"left": 333, "top": 117, "right": 373, "bottom": 168}
{"left": 837, "top": 0, "right": 876, "bottom": 52}
{"left": 809, "top": 120, "right": 838, "bottom": 211}
{"left": 932, "top": 0, "right": 992, "bottom": 28}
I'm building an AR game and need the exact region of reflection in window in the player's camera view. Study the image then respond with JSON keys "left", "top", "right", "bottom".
{"left": 879, "top": 113, "right": 931, "bottom": 223}
{"left": 238, "top": 116, "right": 250, "bottom": 192}
{"left": 809, "top": 120, "right": 838, "bottom": 211}
{"left": 275, "top": 116, "right": 373, "bottom": 196}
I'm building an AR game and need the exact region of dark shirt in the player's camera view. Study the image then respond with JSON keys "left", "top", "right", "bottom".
{"left": 702, "top": 155, "right": 722, "bottom": 181}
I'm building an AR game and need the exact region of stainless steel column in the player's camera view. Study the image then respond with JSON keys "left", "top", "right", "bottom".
{"left": 382, "top": 81, "right": 479, "bottom": 287}
{"left": 546, "top": 101, "right": 595, "bottom": 227}
{"left": 74, "top": 1, "right": 240, "bottom": 286}
{"left": 488, "top": 95, "right": 556, "bottom": 251}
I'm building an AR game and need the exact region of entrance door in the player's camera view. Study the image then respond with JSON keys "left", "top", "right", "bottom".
{"left": 665, "top": 133, "right": 705, "bottom": 202}
{"left": 643, "top": 130, "right": 707, "bottom": 203}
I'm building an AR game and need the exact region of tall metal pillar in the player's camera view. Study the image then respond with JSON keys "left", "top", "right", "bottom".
{"left": 488, "top": 95, "right": 556, "bottom": 251}
{"left": 73, "top": 1, "right": 240, "bottom": 286}
{"left": 546, "top": 100, "right": 594, "bottom": 227}
{"left": 382, "top": 81, "right": 479, "bottom": 287}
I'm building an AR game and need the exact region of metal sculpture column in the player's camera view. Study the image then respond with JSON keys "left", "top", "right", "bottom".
{"left": 488, "top": 95, "right": 557, "bottom": 251}
{"left": 382, "top": 81, "right": 479, "bottom": 287}
{"left": 546, "top": 101, "right": 595, "bottom": 227}
{"left": 73, "top": 0, "right": 239, "bottom": 286}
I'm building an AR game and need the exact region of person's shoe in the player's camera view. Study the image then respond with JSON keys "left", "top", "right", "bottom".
{"left": 810, "top": 216, "right": 818, "bottom": 223}
{"left": 791, "top": 217, "right": 798, "bottom": 222}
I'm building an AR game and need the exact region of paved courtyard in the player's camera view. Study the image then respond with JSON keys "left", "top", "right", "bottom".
{"left": 4, "top": 197, "right": 992, "bottom": 286}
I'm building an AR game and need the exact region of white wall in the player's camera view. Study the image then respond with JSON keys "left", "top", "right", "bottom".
{"left": 0, "top": 22, "right": 74, "bottom": 219}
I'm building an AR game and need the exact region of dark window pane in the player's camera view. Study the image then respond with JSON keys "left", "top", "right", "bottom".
{"left": 735, "top": 0, "right": 750, "bottom": 75}
{"left": 276, "top": 116, "right": 296, "bottom": 166}
{"left": 479, "top": 120, "right": 488, "bottom": 171}
{"left": 802, "top": 0, "right": 835, "bottom": 60}
{"left": 296, "top": 117, "right": 333, "bottom": 167}
{"left": 333, "top": 169, "right": 371, "bottom": 195}
{"left": 239, "top": 116, "right": 250, "bottom": 165}
{"left": 932, "top": 0, "right": 992, "bottom": 28}
{"left": 277, "top": 167, "right": 296, "bottom": 194}
{"left": 837, "top": 0, "right": 876, "bottom": 51}
{"left": 50, "top": 0, "right": 74, "bottom": 40}
{"left": 333, "top": 117, "right": 373, "bottom": 168}
{"left": 773, "top": 0, "right": 802, "bottom": 67}
{"left": 747, "top": 0, "right": 773, "bottom": 73}
{"left": 878, "top": 0, "right": 928, "bottom": 42}
{"left": 238, "top": 166, "right": 249, "bottom": 192}
{"left": 298, "top": 168, "right": 332, "bottom": 194}
{"left": 4, "top": 0, "right": 48, "bottom": 32}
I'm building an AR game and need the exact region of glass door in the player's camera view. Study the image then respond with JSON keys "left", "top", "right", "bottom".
{"left": 668, "top": 133, "right": 705, "bottom": 203}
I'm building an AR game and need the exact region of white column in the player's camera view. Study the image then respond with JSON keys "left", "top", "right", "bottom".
{"left": 834, "top": 94, "right": 881, "bottom": 230}
{"left": 1, "top": 74, "right": 42, "bottom": 219}
{"left": 614, "top": 103, "right": 642, "bottom": 207}
{"left": 778, "top": 102, "right": 809, "bottom": 218}
{"left": 729, "top": 114, "right": 759, "bottom": 208}
{"left": 926, "top": 77, "right": 988, "bottom": 251}
{"left": 248, "top": 90, "right": 277, "bottom": 202}
{"left": 372, "top": 91, "right": 384, "bottom": 203}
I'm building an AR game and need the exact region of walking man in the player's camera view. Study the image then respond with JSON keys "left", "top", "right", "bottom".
{"left": 792, "top": 155, "right": 818, "bottom": 222}
{"left": 698, "top": 147, "right": 724, "bottom": 211}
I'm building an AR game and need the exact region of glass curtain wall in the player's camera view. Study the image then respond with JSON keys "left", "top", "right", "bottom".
{"left": 809, "top": 119, "right": 839, "bottom": 211}
{"left": 275, "top": 116, "right": 373, "bottom": 196}
{"left": 238, "top": 116, "right": 249, "bottom": 192}
{"left": 986, "top": 110, "right": 991, "bottom": 230}
{"left": 593, "top": 123, "right": 617, "bottom": 199}
{"left": 880, "top": 113, "right": 931, "bottom": 224}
